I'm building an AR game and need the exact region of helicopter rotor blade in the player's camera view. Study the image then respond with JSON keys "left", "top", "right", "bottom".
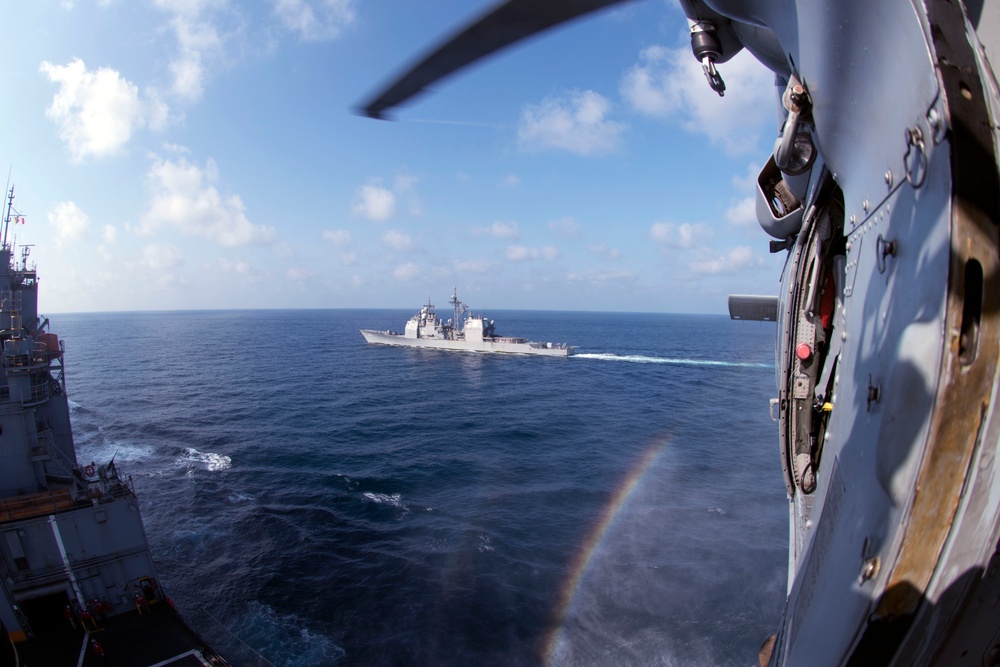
{"left": 359, "top": 0, "right": 637, "bottom": 119}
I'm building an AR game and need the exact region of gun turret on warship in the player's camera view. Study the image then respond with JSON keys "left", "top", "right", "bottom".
{"left": 0, "top": 188, "right": 249, "bottom": 666}
{"left": 361, "top": 289, "right": 573, "bottom": 357}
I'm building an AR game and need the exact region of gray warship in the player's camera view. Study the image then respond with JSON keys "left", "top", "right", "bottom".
{"left": 361, "top": 289, "right": 573, "bottom": 356}
{"left": 0, "top": 188, "right": 257, "bottom": 666}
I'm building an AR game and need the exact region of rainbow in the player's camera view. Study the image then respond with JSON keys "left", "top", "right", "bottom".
{"left": 541, "top": 439, "right": 667, "bottom": 664}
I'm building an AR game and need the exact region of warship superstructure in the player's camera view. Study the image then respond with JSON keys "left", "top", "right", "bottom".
{"left": 361, "top": 289, "right": 573, "bottom": 356}
{"left": 0, "top": 188, "right": 238, "bottom": 666}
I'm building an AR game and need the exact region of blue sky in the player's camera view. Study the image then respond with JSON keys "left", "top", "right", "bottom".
{"left": 0, "top": 0, "right": 784, "bottom": 314}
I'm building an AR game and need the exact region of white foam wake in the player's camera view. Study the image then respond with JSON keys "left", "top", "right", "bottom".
{"left": 179, "top": 447, "right": 232, "bottom": 471}
{"left": 573, "top": 353, "right": 772, "bottom": 368}
{"left": 363, "top": 492, "right": 404, "bottom": 507}
{"left": 362, "top": 491, "right": 411, "bottom": 519}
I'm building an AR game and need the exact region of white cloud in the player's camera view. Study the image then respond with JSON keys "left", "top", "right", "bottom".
{"left": 621, "top": 46, "right": 774, "bottom": 154}
{"left": 731, "top": 162, "right": 758, "bottom": 192}
{"left": 393, "top": 262, "right": 420, "bottom": 281}
{"left": 273, "top": 0, "right": 356, "bottom": 42}
{"left": 517, "top": 90, "right": 626, "bottom": 155}
{"left": 548, "top": 217, "right": 580, "bottom": 239}
{"left": 725, "top": 196, "right": 757, "bottom": 227}
{"left": 154, "top": 0, "right": 225, "bottom": 14}
{"left": 141, "top": 155, "right": 275, "bottom": 246}
{"left": 506, "top": 245, "right": 559, "bottom": 262}
{"left": 217, "top": 258, "right": 254, "bottom": 275}
{"left": 567, "top": 268, "right": 636, "bottom": 283}
{"left": 726, "top": 164, "right": 761, "bottom": 227}
{"left": 139, "top": 243, "right": 182, "bottom": 270}
{"left": 49, "top": 201, "right": 90, "bottom": 247}
{"left": 286, "top": 267, "right": 313, "bottom": 281}
{"left": 96, "top": 224, "right": 118, "bottom": 260}
{"left": 454, "top": 259, "right": 497, "bottom": 274}
{"left": 649, "top": 221, "right": 712, "bottom": 249}
{"left": 381, "top": 229, "right": 412, "bottom": 251}
{"left": 352, "top": 183, "right": 396, "bottom": 222}
{"left": 500, "top": 174, "right": 521, "bottom": 188}
{"left": 163, "top": 142, "right": 192, "bottom": 155}
{"left": 394, "top": 172, "right": 418, "bottom": 192}
{"left": 394, "top": 171, "right": 423, "bottom": 217}
{"left": 506, "top": 245, "right": 533, "bottom": 261}
{"left": 272, "top": 241, "right": 294, "bottom": 259}
{"left": 40, "top": 59, "right": 163, "bottom": 161}
{"left": 474, "top": 220, "right": 519, "bottom": 239}
{"left": 589, "top": 242, "right": 622, "bottom": 260}
{"left": 168, "top": 39, "right": 210, "bottom": 100}
{"left": 689, "top": 246, "right": 765, "bottom": 274}
{"left": 322, "top": 229, "right": 351, "bottom": 246}
{"left": 101, "top": 224, "right": 118, "bottom": 244}
{"left": 154, "top": 0, "right": 227, "bottom": 101}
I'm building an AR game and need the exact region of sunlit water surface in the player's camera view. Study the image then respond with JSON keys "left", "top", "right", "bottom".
{"left": 56, "top": 309, "right": 786, "bottom": 666}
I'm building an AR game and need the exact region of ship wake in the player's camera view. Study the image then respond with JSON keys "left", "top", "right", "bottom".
{"left": 573, "top": 353, "right": 771, "bottom": 368}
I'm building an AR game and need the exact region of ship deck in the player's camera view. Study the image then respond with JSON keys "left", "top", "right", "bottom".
{"left": 14, "top": 602, "right": 238, "bottom": 667}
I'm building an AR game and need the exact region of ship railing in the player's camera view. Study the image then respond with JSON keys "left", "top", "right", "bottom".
{"left": 492, "top": 336, "right": 526, "bottom": 344}
{"left": 81, "top": 462, "right": 137, "bottom": 501}
{"left": 0, "top": 360, "right": 60, "bottom": 408}
{"left": 0, "top": 488, "right": 75, "bottom": 524}
{"left": 0, "top": 470, "right": 137, "bottom": 526}
{"left": 23, "top": 376, "right": 52, "bottom": 406}
{"left": 0, "top": 485, "right": 128, "bottom": 525}
{"left": 1, "top": 349, "right": 30, "bottom": 369}
{"left": 31, "top": 341, "right": 46, "bottom": 365}
{"left": 99, "top": 475, "right": 136, "bottom": 500}
{"left": 1, "top": 343, "right": 56, "bottom": 373}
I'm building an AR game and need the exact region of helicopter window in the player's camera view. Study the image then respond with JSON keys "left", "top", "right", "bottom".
{"left": 959, "top": 259, "right": 983, "bottom": 366}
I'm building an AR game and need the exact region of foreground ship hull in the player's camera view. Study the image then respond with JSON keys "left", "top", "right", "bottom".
{"left": 361, "top": 328, "right": 572, "bottom": 356}
{"left": 0, "top": 190, "right": 250, "bottom": 665}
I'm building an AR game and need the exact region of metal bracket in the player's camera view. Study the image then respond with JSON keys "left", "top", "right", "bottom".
{"left": 904, "top": 126, "right": 927, "bottom": 187}
{"left": 876, "top": 234, "right": 896, "bottom": 274}
{"left": 867, "top": 375, "right": 882, "bottom": 412}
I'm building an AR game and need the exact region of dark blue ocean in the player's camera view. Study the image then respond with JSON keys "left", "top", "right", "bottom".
{"left": 54, "top": 309, "right": 787, "bottom": 667}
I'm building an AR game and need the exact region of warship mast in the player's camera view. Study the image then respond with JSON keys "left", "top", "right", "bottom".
{"left": 449, "top": 288, "right": 467, "bottom": 338}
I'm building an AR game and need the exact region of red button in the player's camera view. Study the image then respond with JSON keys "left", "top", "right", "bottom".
{"left": 796, "top": 343, "right": 813, "bottom": 360}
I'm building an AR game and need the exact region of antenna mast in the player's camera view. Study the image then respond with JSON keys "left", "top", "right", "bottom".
{"left": 449, "top": 287, "right": 467, "bottom": 334}
{"left": 2, "top": 183, "right": 13, "bottom": 250}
